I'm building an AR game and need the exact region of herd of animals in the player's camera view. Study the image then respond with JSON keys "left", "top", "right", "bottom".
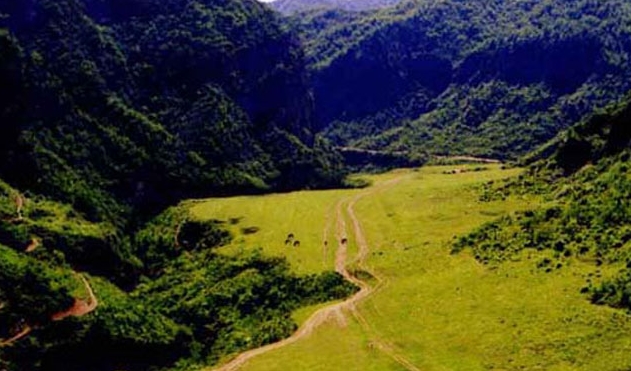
{"left": 283, "top": 233, "right": 348, "bottom": 247}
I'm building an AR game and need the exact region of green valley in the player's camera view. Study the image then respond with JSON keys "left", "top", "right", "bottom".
{"left": 3, "top": 0, "right": 631, "bottom": 370}
{"left": 201, "top": 164, "right": 631, "bottom": 371}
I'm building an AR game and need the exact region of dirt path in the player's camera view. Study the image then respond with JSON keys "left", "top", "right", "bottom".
{"left": 212, "top": 176, "right": 417, "bottom": 371}
{"left": 52, "top": 275, "right": 98, "bottom": 321}
{"left": 343, "top": 178, "right": 420, "bottom": 371}
{"left": 334, "top": 199, "right": 351, "bottom": 279}
{"left": 0, "top": 325, "right": 32, "bottom": 347}
{"left": 14, "top": 194, "right": 24, "bottom": 221}
{"left": 25, "top": 238, "right": 40, "bottom": 253}
{"left": 211, "top": 197, "right": 367, "bottom": 371}
{"left": 174, "top": 220, "right": 184, "bottom": 249}
{"left": 0, "top": 275, "right": 98, "bottom": 347}
{"left": 432, "top": 155, "right": 501, "bottom": 164}
{"left": 210, "top": 274, "right": 371, "bottom": 371}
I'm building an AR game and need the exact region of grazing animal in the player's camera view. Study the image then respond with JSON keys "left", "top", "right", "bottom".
{"left": 341, "top": 238, "right": 348, "bottom": 244}
{"left": 324, "top": 240, "right": 328, "bottom": 246}
{"left": 287, "top": 233, "right": 295, "bottom": 240}
{"left": 285, "top": 239, "right": 291, "bottom": 245}
{"left": 293, "top": 240, "right": 300, "bottom": 247}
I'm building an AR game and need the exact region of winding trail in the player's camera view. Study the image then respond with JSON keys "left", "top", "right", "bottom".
{"left": 52, "top": 275, "right": 98, "bottom": 321}
{"left": 0, "top": 274, "right": 98, "bottom": 347}
{"left": 212, "top": 197, "right": 368, "bottom": 371}
{"left": 25, "top": 238, "right": 40, "bottom": 253}
{"left": 343, "top": 178, "right": 420, "bottom": 371}
{"left": 14, "top": 194, "right": 24, "bottom": 221}
{"left": 212, "top": 176, "right": 417, "bottom": 371}
{"left": 0, "top": 326, "right": 32, "bottom": 347}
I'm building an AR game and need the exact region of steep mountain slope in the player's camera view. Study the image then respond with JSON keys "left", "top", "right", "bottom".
{"left": 0, "top": 0, "right": 344, "bottom": 229}
{"left": 295, "top": 0, "right": 631, "bottom": 160}
{"left": 267, "top": 0, "right": 402, "bottom": 15}
{"left": 0, "top": 1, "right": 356, "bottom": 370}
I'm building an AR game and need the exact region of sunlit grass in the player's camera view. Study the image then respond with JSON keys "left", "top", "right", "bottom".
{"left": 196, "top": 165, "right": 631, "bottom": 371}
{"left": 190, "top": 187, "right": 361, "bottom": 275}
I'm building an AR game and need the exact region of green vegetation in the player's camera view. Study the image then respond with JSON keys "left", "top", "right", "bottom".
{"left": 4, "top": 0, "right": 631, "bottom": 370}
{"left": 132, "top": 248, "right": 356, "bottom": 368}
{"left": 0, "top": 244, "right": 76, "bottom": 326}
{"left": 0, "top": 1, "right": 356, "bottom": 369}
{"left": 0, "top": 194, "right": 356, "bottom": 371}
{"left": 190, "top": 187, "right": 357, "bottom": 275}
{"left": 0, "top": 0, "right": 346, "bottom": 229}
{"left": 288, "top": 0, "right": 631, "bottom": 160}
{"left": 453, "top": 158, "right": 631, "bottom": 266}
{"left": 203, "top": 166, "right": 631, "bottom": 371}
{"left": 454, "top": 95, "right": 631, "bottom": 314}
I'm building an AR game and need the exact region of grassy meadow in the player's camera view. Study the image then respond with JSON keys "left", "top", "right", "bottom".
{"left": 192, "top": 165, "right": 631, "bottom": 371}
{"left": 189, "top": 187, "right": 356, "bottom": 275}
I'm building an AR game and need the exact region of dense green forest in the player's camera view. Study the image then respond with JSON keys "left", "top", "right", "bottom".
{"left": 0, "top": 0, "right": 346, "bottom": 228}
{"left": 289, "top": 0, "right": 631, "bottom": 160}
{"left": 0, "top": 0, "right": 355, "bottom": 370}
{"left": 453, "top": 93, "right": 631, "bottom": 312}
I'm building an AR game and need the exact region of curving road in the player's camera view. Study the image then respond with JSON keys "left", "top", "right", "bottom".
{"left": 0, "top": 274, "right": 98, "bottom": 347}
{"left": 211, "top": 175, "right": 418, "bottom": 371}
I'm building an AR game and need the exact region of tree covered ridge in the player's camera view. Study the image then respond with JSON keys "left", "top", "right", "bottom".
{"left": 0, "top": 0, "right": 345, "bottom": 229}
{"left": 290, "top": 0, "right": 631, "bottom": 160}
{"left": 0, "top": 0, "right": 356, "bottom": 369}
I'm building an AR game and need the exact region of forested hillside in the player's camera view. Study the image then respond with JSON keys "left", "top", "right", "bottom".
{"left": 0, "top": 0, "right": 345, "bottom": 228}
{"left": 0, "top": 1, "right": 355, "bottom": 370}
{"left": 268, "top": 0, "right": 402, "bottom": 15}
{"left": 292, "top": 0, "right": 631, "bottom": 160}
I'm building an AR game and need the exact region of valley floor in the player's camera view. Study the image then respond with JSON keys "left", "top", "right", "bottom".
{"left": 191, "top": 165, "right": 631, "bottom": 371}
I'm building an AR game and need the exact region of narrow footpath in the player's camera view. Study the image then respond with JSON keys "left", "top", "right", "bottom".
{"left": 0, "top": 274, "right": 98, "bottom": 347}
